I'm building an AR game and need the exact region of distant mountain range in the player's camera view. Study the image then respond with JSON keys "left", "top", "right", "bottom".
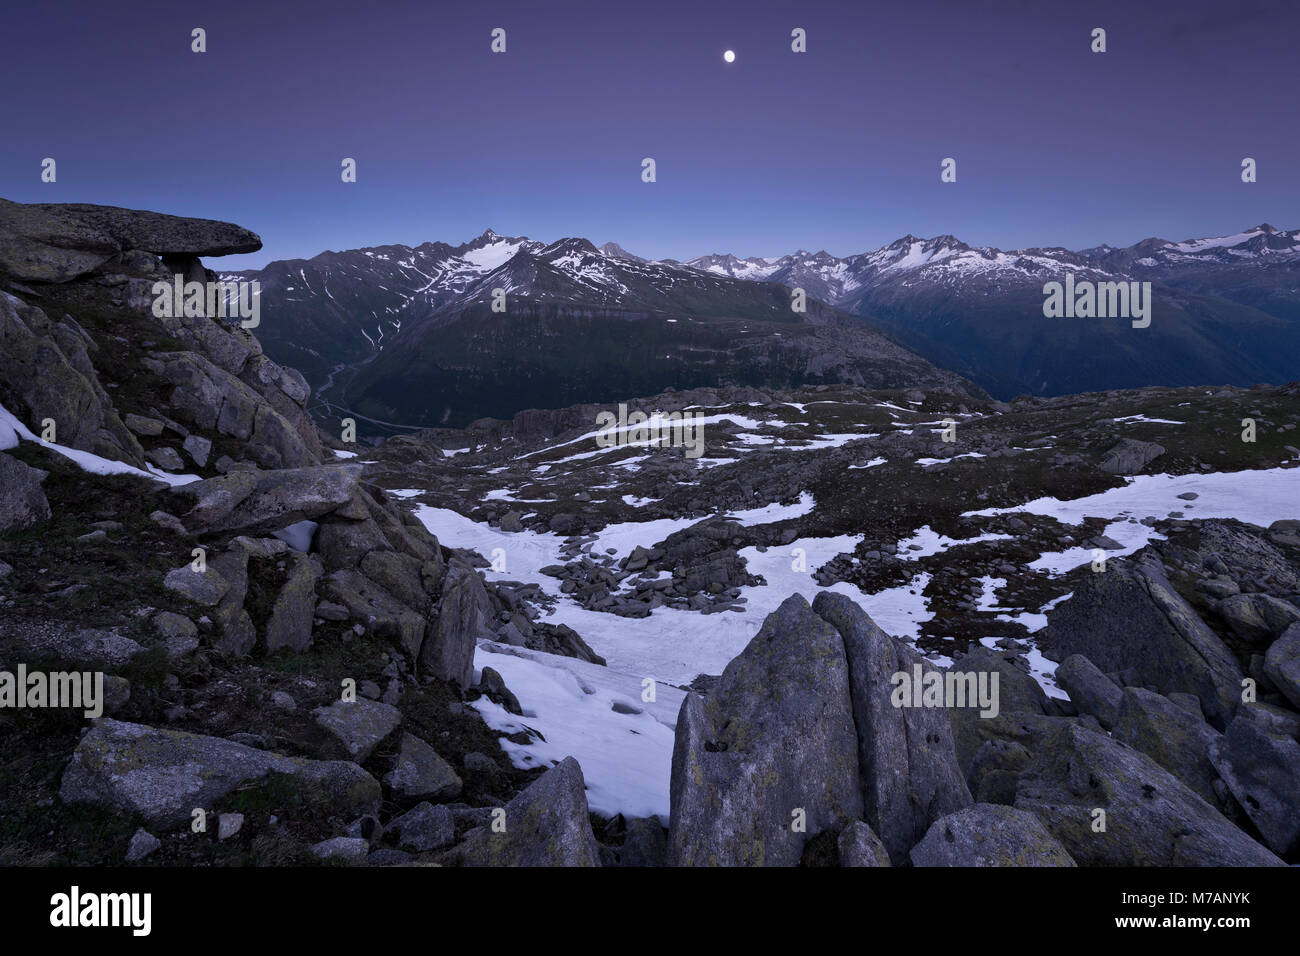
{"left": 226, "top": 230, "right": 979, "bottom": 428}
{"left": 227, "top": 223, "right": 1300, "bottom": 427}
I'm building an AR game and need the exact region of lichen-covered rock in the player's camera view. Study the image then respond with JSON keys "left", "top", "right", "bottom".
{"left": 0, "top": 451, "right": 51, "bottom": 532}
{"left": 0, "top": 622, "right": 142, "bottom": 669}
{"left": 382, "top": 733, "right": 462, "bottom": 802}
{"left": 1111, "top": 687, "right": 1222, "bottom": 803}
{"left": 909, "top": 804, "right": 1075, "bottom": 867}
{"left": 313, "top": 698, "right": 402, "bottom": 763}
{"left": 324, "top": 569, "right": 426, "bottom": 661}
{"left": 421, "top": 561, "right": 493, "bottom": 688}
{"left": 668, "top": 594, "right": 863, "bottom": 867}
{"left": 812, "top": 591, "right": 971, "bottom": 865}
{"left": 388, "top": 802, "right": 455, "bottom": 852}
{"left": 59, "top": 719, "right": 380, "bottom": 827}
{"left": 1208, "top": 717, "right": 1300, "bottom": 857}
{"left": 1216, "top": 593, "right": 1300, "bottom": 643}
{"left": 1042, "top": 557, "right": 1243, "bottom": 728}
{"left": 264, "top": 552, "right": 320, "bottom": 653}
{"left": 450, "top": 756, "right": 601, "bottom": 866}
{"left": 966, "top": 739, "right": 1032, "bottom": 805}
{"left": 0, "top": 293, "right": 144, "bottom": 466}
{"left": 838, "top": 821, "right": 891, "bottom": 867}
{"left": 1014, "top": 723, "right": 1283, "bottom": 866}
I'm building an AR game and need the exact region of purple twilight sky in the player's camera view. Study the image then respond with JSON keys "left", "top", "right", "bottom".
{"left": 2, "top": 0, "right": 1297, "bottom": 269}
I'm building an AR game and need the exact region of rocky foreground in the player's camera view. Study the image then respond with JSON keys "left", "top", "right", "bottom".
{"left": 1, "top": 200, "right": 1298, "bottom": 866}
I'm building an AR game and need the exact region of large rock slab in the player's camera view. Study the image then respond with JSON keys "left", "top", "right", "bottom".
{"left": 812, "top": 591, "right": 972, "bottom": 864}
{"left": 668, "top": 594, "right": 863, "bottom": 867}
{"left": 908, "top": 804, "right": 1076, "bottom": 867}
{"left": 59, "top": 719, "right": 380, "bottom": 827}
{"left": 1216, "top": 593, "right": 1300, "bottom": 643}
{"left": 0, "top": 199, "right": 260, "bottom": 282}
{"left": 1042, "top": 557, "right": 1243, "bottom": 727}
{"left": 1111, "top": 687, "right": 1222, "bottom": 803}
{"left": 1208, "top": 717, "right": 1300, "bottom": 857}
{"left": 1263, "top": 623, "right": 1300, "bottom": 709}
{"left": 451, "top": 756, "right": 601, "bottom": 866}
{"left": 1014, "top": 723, "right": 1283, "bottom": 866}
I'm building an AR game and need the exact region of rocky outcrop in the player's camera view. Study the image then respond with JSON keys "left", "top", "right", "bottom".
{"left": 1014, "top": 723, "right": 1283, "bottom": 866}
{"left": 0, "top": 292, "right": 145, "bottom": 466}
{"left": 668, "top": 594, "right": 863, "bottom": 867}
{"left": 1208, "top": 717, "right": 1300, "bottom": 857}
{"left": 1042, "top": 556, "right": 1243, "bottom": 727}
{"left": 812, "top": 591, "right": 972, "bottom": 864}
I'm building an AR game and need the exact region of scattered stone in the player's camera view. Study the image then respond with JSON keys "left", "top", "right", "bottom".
{"left": 0, "top": 452, "right": 51, "bottom": 532}
{"left": 383, "top": 733, "right": 462, "bottom": 802}
{"left": 313, "top": 698, "right": 402, "bottom": 763}
{"left": 449, "top": 756, "right": 600, "bottom": 866}
{"left": 217, "top": 813, "right": 244, "bottom": 841}
{"left": 1098, "top": 438, "right": 1165, "bottom": 475}
{"left": 125, "top": 828, "right": 160, "bottom": 862}
{"left": 309, "top": 837, "right": 370, "bottom": 862}
{"left": 145, "top": 446, "right": 185, "bottom": 472}
{"left": 388, "top": 802, "right": 456, "bottom": 852}
{"left": 182, "top": 434, "right": 212, "bottom": 468}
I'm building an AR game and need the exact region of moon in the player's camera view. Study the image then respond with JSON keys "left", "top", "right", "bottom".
{"left": 723, "top": 49, "right": 735, "bottom": 63}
